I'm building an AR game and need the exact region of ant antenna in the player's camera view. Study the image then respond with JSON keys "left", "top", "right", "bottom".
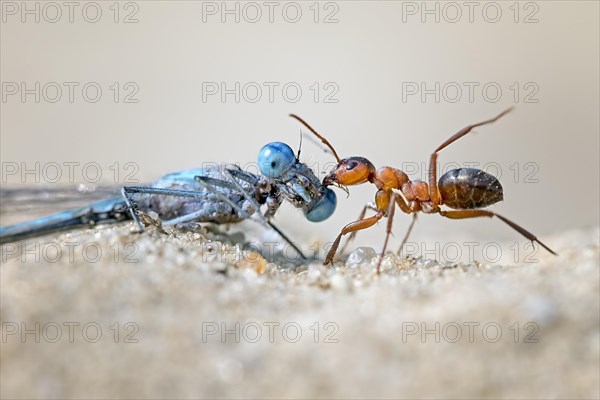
{"left": 303, "top": 132, "right": 336, "bottom": 158}
{"left": 289, "top": 114, "right": 341, "bottom": 163}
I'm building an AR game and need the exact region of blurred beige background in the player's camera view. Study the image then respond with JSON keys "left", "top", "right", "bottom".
{"left": 1, "top": 0, "right": 599, "bottom": 249}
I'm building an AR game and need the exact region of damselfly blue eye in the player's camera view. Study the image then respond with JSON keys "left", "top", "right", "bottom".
{"left": 258, "top": 142, "right": 295, "bottom": 178}
{"left": 306, "top": 188, "right": 337, "bottom": 222}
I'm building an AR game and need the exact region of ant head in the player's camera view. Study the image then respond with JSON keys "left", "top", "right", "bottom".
{"left": 323, "top": 157, "right": 376, "bottom": 186}
{"left": 287, "top": 115, "right": 375, "bottom": 187}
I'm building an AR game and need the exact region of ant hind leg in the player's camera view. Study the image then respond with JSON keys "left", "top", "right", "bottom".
{"left": 439, "top": 209, "right": 557, "bottom": 255}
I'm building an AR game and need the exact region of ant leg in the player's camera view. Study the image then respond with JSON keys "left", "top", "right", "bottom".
{"left": 385, "top": 190, "right": 416, "bottom": 255}
{"left": 335, "top": 202, "right": 379, "bottom": 260}
{"left": 374, "top": 193, "right": 400, "bottom": 274}
{"left": 439, "top": 209, "right": 557, "bottom": 255}
{"left": 324, "top": 211, "right": 385, "bottom": 265}
{"left": 398, "top": 214, "right": 418, "bottom": 255}
{"left": 428, "top": 108, "right": 513, "bottom": 205}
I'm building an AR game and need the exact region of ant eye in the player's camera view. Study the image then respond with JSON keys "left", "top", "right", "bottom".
{"left": 346, "top": 160, "right": 359, "bottom": 170}
{"left": 258, "top": 142, "right": 295, "bottom": 178}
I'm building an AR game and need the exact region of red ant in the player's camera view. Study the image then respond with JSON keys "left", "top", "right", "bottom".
{"left": 290, "top": 109, "right": 557, "bottom": 274}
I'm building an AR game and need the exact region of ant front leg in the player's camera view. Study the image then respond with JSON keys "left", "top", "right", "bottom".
{"left": 439, "top": 209, "right": 557, "bottom": 255}
{"left": 428, "top": 108, "right": 513, "bottom": 205}
{"left": 376, "top": 192, "right": 418, "bottom": 273}
{"left": 324, "top": 211, "right": 385, "bottom": 265}
{"left": 374, "top": 192, "right": 402, "bottom": 274}
{"left": 335, "top": 202, "right": 379, "bottom": 261}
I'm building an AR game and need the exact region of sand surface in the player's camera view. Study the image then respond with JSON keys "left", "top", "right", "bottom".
{"left": 1, "top": 222, "right": 599, "bottom": 399}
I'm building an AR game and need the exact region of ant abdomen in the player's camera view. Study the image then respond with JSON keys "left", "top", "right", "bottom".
{"left": 438, "top": 168, "right": 503, "bottom": 210}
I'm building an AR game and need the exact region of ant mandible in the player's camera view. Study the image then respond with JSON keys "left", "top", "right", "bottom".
{"left": 290, "top": 109, "right": 557, "bottom": 274}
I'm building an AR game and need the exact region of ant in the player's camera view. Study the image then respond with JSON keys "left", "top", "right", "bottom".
{"left": 290, "top": 109, "right": 557, "bottom": 274}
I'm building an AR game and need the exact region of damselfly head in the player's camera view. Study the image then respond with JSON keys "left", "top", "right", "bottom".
{"left": 305, "top": 188, "right": 337, "bottom": 222}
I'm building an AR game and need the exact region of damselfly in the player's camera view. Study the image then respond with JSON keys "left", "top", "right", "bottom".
{"left": 0, "top": 142, "right": 337, "bottom": 258}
